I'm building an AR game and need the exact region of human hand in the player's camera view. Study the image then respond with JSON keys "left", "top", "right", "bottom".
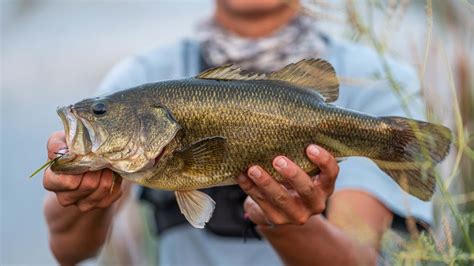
{"left": 43, "top": 131, "right": 122, "bottom": 212}
{"left": 236, "top": 144, "right": 339, "bottom": 226}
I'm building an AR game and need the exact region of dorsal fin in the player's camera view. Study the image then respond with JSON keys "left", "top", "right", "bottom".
{"left": 268, "top": 59, "right": 339, "bottom": 102}
{"left": 197, "top": 64, "right": 266, "bottom": 80}
{"left": 196, "top": 58, "right": 339, "bottom": 102}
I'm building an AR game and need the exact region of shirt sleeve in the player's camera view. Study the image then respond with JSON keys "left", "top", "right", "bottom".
{"left": 332, "top": 44, "right": 433, "bottom": 225}
{"left": 95, "top": 44, "right": 183, "bottom": 97}
{"left": 95, "top": 57, "right": 150, "bottom": 96}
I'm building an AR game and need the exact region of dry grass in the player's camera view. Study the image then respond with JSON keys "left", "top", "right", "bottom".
{"left": 305, "top": 0, "right": 474, "bottom": 264}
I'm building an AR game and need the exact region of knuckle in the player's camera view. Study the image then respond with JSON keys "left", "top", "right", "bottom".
{"left": 274, "top": 193, "right": 289, "bottom": 207}
{"left": 64, "top": 178, "right": 80, "bottom": 190}
{"left": 77, "top": 202, "right": 93, "bottom": 212}
{"left": 254, "top": 193, "right": 266, "bottom": 203}
{"left": 57, "top": 194, "right": 74, "bottom": 207}
{"left": 82, "top": 182, "right": 97, "bottom": 192}
{"left": 258, "top": 176, "right": 272, "bottom": 188}
{"left": 271, "top": 216, "right": 287, "bottom": 225}
{"left": 320, "top": 155, "right": 331, "bottom": 166}
{"left": 300, "top": 184, "right": 315, "bottom": 198}
{"left": 313, "top": 201, "right": 326, "bottom": 214}
{"left": 81, "top": 177, "right": 99, "bottom": 192}
{"left": 294, "top": 213, "right": 310, "bottom": 225}
{"left": 43, "top": 174, "right": 53, "bottom": 190}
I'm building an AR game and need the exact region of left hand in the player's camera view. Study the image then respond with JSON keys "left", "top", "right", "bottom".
{"left": 236, "top": 144, "right": 339, "bottom": 226}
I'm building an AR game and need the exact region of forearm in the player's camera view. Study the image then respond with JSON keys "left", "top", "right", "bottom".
{"left": 260, "top": 215, "right": 378, "bottom": 266}
{"left": 44, "top": 193, "right": 113, "bottom": 265}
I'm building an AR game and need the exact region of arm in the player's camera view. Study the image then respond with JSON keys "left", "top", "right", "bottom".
{"left": 258, "top": 192, "right": 392, "bottom": 266}
{"left": 237, "top": 145, "right": 393, "bottom": 266}
{"left": 43, "top": 131, "right": 128, "bottom": 265}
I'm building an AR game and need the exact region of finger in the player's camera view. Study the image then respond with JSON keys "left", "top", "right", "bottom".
{"left": 47, "top": 131, "right": 67, "bottom": 160}
{"left": 246, "top": 165, "right": 297, "bottom": 216}
{"left": 79, "top": 171, "right": 123, "bottom": 211}
{"left": 236, "top": 173, "right": 275, "bottom": 212}
{"left": 76, "top": 170, "right": 112, "bottom": 211}
{"left": 236, "top": 172, "right": 288, "bottom": 224}
{"left": 244, "top": 197, "right": 270, "bottom": 225}
{"left": 306, "top": 145, "right": 339, "bottom": 190}
{"left": 95, "top": 187, "right": 123, "bottom": 209}
{"left": 272, "top": 156, "right": 322, "bottom": 211}
{"left": 43, "top": 168, "right": 82, "bottom": 192}
{"left": 96, "top": 174, "right": 123, "bottom": 208}
{"left": 55, "top": 170, "right": 102, "bottom": 207}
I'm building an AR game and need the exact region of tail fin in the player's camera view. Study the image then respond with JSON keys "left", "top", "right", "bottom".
{"left": 374, "top": 117, "right": 452, "bottom": 201}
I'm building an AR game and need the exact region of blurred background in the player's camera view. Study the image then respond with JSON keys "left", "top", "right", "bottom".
{"left": 1, "top": 0, "right": 473, "bottom": 265}
{"left": 1, "top": 0, "right": 213, "bottom": 264}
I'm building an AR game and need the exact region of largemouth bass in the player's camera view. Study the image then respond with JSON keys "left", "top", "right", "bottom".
{"left": 51, "top": 59, "right": 452, "bottom": 228}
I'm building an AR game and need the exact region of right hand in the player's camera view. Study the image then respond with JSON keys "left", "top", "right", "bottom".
{"left": 43, "top": 131, "right": 123, "bottom": 212}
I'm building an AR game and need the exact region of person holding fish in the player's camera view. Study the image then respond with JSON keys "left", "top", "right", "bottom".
{"left": 42, "top": 0, "right": 450, "bottom": 265}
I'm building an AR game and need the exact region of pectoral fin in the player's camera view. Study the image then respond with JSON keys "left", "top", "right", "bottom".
{"left": 175, "top": 190, "right": 216, "bottom": 228}
{"left": 175, "top": 136, "right": 228, "bottom": 176}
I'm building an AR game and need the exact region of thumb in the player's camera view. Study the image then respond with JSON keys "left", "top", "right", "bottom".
{"left": 47, "top": 131, "right": 67, "bottom": 160}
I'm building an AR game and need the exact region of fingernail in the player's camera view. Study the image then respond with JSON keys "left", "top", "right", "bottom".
{"left": 248, "top": 166, "right": 261, "bottom": 179}
{"left": 274, "top": 157, "right": 288, "bottom": 169}
{"left": 237, "top": 174, "right": 247, "bottom": 182}
{"left": 308, "top": 145, "right": 320, "bottom": 156}
{"left": 313, "top": 175, "right": 320, "bottom": 185}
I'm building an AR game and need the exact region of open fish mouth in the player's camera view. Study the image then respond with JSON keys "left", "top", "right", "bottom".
{"left": 56, "top": 106, "right": 92, "bottom": 155}
{"left": 57, "top": 106, "right": 75, "bottom": 149}
{"left": 53, "top": 106, "right": 101, "bottom": 174}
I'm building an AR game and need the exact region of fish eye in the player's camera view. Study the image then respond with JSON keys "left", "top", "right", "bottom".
{"left": 92, "top": 102, "right": 107, "bottom": 116}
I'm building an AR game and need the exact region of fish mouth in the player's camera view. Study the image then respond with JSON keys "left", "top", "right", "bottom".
{"left": 56, "top": 106, "right": 92, "bottom": 155}
{"left": 57, "top": 106, "right": 76, "bottom": 150}
{"left": 53, "top": 106, "right": 105, "bottom": 174}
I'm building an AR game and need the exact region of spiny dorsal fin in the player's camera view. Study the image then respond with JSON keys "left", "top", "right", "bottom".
{"left": 196, "top": 59, "right": 339, "bottom": 102}
{"left": 268, "top": 59, "right": 339, "bottom": 102}
{"left": 197, "top": 64, "right": 266, "bottom": 80}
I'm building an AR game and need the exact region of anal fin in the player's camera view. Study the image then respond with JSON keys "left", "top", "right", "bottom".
{"left": 175, "top": 190, "right": 216, "bottom": 228}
